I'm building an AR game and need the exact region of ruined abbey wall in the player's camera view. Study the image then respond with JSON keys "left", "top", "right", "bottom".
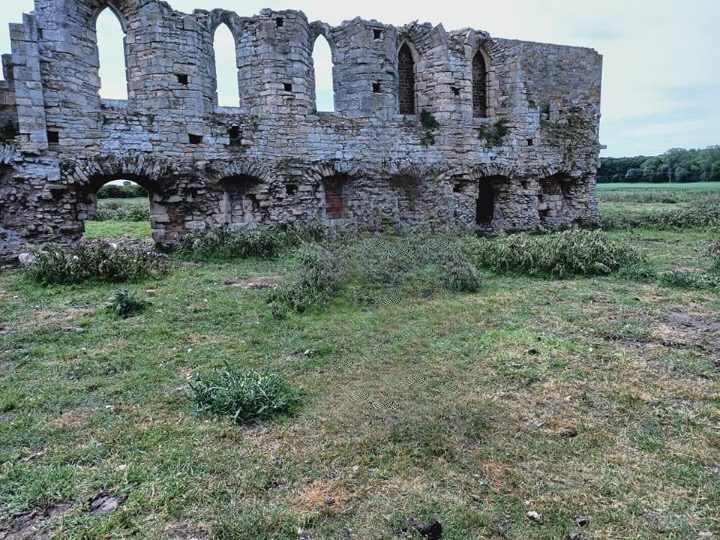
{"left": 0, "top": 0, "right": 603, "bottom": 259}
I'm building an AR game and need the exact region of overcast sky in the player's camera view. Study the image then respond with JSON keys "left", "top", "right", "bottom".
{"left": 1, "top": 0, "right": 717, "bottom": 157}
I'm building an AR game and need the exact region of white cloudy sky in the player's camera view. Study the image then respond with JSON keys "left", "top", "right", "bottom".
{"left": 1, "top": 0, "right": 718, "bottom": 157}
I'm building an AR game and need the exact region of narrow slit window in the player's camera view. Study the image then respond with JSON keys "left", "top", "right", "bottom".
{"left": 472, "top": 50, "right": 488, "bottom": 118}
{"left": 398, "top": 43, "right": 416, "bottom": 114}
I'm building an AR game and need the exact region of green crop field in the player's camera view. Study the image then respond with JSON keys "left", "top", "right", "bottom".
{"left": 1, "top": 195, "right": 718, "bottom": 539}
{"left": 596, "top": 181, "right": 720, "bottom": 192}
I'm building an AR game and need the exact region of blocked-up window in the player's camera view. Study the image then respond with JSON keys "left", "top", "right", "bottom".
{"left": 398, "top": 44, "right": 415, "bottom": 114}
{"left": 472, "top": 51, "right": 488, "bottom": 118}
{"left": 323, "top": 177, "right": 345, "bottom": 218}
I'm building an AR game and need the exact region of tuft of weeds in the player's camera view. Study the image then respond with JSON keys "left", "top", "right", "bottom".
{"left": 468, "top": 229, "right": 642, "bottom": 278}
{"left": 617, "top": 262, "right": 659, "bottom": 282}
{"left": 24, "top": 241, "right": 170, "bottom": 284}
{"left": 268, "top": 244, "right": 340, "bottom": 315}
{"left": 105, "top": 288, "right": 152, "bottom": 317}
{"left": 658, "top": 270, "right": 719, "bottom": 289}
{"left": 708, "top": 241, "right": 720, "bottom": 272}
{"left": 189, "top": 364, "right": 304, "bottom": 425}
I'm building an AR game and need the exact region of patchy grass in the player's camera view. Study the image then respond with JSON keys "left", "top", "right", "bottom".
{"left": 84, "top": 220, "right": 151, "bottom": 239}
{"left": 0, "top": 222, "right": 718, "bottom": 538}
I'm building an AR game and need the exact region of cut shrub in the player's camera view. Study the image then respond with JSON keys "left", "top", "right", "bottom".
{"left": 469, "top": 229, "right": 642, "bottom": 278}
{"left": 24, "top": 241, "right": 170, "bottom": 284}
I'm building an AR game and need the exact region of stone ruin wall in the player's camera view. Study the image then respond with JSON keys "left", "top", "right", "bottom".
{"left": 0, "top": 0, "right": 603, "bottom": 259}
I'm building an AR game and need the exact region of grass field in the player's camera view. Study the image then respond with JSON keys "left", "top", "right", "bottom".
{"left": 1, "top": 193, "right": 718, "bottom": 539}
{"left": 596, "top": 182, "right": 720, "bottom": 192}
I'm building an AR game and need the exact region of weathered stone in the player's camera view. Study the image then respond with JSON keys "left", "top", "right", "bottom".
{"left": 0, "top": 0, "right": 603, "bottom": 260}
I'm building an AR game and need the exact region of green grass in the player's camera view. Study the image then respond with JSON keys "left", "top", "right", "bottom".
{"left": 596, "top": 181, "right": 720, "bottom": 192}
{"left": 84, "top": 220, "right": 151, "bottom": 239}
{"left": 1, "top": 213, "right": 719, "bottom": 538}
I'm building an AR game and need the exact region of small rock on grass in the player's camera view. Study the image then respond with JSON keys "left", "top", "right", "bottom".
{"left": 526, "top": 510, "right": 544, "bottom": 524}
{"left": 89, "top": 491, "right": 128, "bottom": 515}
{"left": 409, "top": 517, "right": 443, "bottom": 539}
{"left": 575, "top": 515, "right": 590, "bottom": 527}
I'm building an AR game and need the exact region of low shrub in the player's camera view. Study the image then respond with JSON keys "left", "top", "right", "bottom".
{"left": 469, "top": 229, "right": 642, "bottom": 278}
{"left": 93, "top": 198, "right": 149, "bottom": 222}
{"left": 659, "top": 270, "right": 719, "bottom": 289}
{"left": 439, "top": 243, "right": 482, "bottom": 292}
{"left": 617, "top": 263, "right": 658, "bottom": 282}
{"left": 178, "top": 227, "right": 288, "bottom": 259}
{"left": 189, "top": 364, "right": 303, "bottom": 424}
{"left": 106, "top": 288, "right": 152, "bottom": 317}
{"left": 708, "top": 241, "right": 720, "bottom": 272}
{"left": 341, "top": 233, "right": 481, "bottom": 293}
{"left": 24, "top": 241, "right": 170, "bottom": 284}
{"left": 269, "top": 244, "right": 340, "bottom": 314}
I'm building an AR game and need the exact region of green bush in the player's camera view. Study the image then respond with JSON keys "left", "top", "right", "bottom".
{"left": 659, "top": 270, "right": 719, "bottom": 289}
{"left": 269, "top": 244, "right": 340, "bottom": 314}
{"left": 469, "top": 229, "right": 642, "bottom": 278}
{"left": 93, "top": 198, "right": 149, "bottom": 222}
{"left": 178, "top": 227, "right": 288, "bottom": 259}
{"left": 189, "top": 364, "right": 303, "bottom": 424}
{"left": 24, "top": 241, "right": 170, "bottom": 284}
{"left": 106, "top": 288, "right": 152, "bottom": 317}
{"left": 97, "top": 183, "right": 147, "bottom": 199}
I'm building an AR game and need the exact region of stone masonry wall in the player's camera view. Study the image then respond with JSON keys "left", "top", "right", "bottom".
{"left": 0, "top": 0, "right": 603, "bottom": 260}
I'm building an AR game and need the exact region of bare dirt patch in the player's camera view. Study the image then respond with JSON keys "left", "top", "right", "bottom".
{"left": 50, "top": 410, "right": 92, "bottom": 429}
{"left": 654, "top": 309, "right": 720, "bottom": 353}
{"left": 1, "top": 503, "right": 71, "bottom": 540}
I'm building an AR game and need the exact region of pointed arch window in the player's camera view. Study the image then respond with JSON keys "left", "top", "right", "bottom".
{"left": 398, "top": 43, "right": 416, "bottom": 114}
{"left": 312, "top": 35, "right": 335, "bottom": 112}
{"left": 472, "top": 50, "right": 488, "bottom": 118}
{"left": 96, "top": 7, "right": 128, "bottom": 100}
{"left": 214, "top": 23, "right": 240, "bottom": 107}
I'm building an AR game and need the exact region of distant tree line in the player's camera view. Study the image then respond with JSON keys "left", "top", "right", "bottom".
{"left": 97, "top": 182, "right": 148, "bottom": 199}
{"left": 598, "top": 146, "right": 720, "bottom": 183}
